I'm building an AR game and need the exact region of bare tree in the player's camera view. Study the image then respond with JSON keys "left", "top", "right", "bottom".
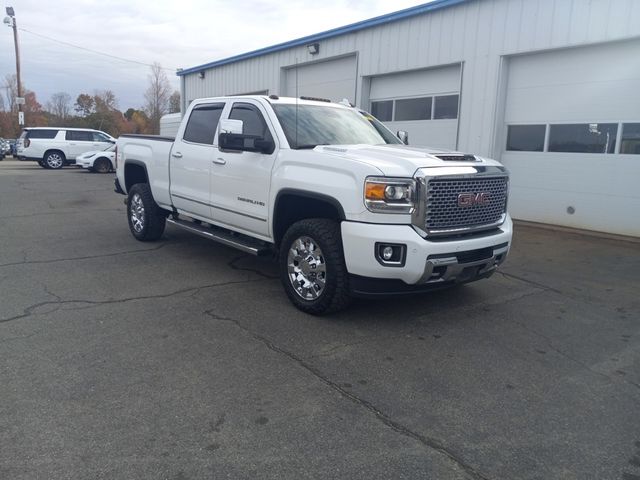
{"left": 47, "top": 92, "right": 72, "bottom": 119}
{"left": 143, "top": 62, "right": 171, "bottom": 134}
{"left": 169, "top": 90, "right": 181, "bottom": 114}
{"left": 3, "top": 74, "right": 19, "bottom": 113}
{"left": 93, "top": 90, "right": 118, "bottom": 113}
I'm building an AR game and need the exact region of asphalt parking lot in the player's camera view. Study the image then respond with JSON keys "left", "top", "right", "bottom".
{"left": 0, "top": 159, "right": 639, "bottom": 480}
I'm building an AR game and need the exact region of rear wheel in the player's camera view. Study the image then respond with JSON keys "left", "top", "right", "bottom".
{"left": 127, "top": 183, "right": 166, "bottom": 241}
{"left": 44, "top": 151, "right": 65, "bottom": 169}
{"left": 279, "top": 218, "right": 351, "bottom": 315}
{"left": 94, "top": 157, "right": 111, "bottom": 173}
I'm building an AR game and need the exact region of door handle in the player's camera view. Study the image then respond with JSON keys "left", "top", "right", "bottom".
{"left": 172, "top": 152, "right": 183, "bottom": 158}
{"left": 213, "top": 158, "right": 226, "bottom": 165}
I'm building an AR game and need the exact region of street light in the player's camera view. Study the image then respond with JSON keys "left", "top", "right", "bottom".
{"left": 4, "top": 6, "right": 24, "bottom": 126}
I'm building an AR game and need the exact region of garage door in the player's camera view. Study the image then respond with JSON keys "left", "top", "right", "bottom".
{"left": 501, "top": 39, "right": 640, "bottom": 237}
{"left": 283, "top": 55, "right": 357, "bottom": 103}
{"left": 369, "top": 64, "right": 461, "bottom": 149}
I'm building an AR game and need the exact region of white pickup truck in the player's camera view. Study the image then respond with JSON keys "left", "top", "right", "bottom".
{"left": 115, "top": 95, "right": 512, "bottom": 314}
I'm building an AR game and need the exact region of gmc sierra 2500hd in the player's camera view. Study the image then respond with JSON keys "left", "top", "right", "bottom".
{"left": 115, "top": 95, "right": 512, "bottom": 314}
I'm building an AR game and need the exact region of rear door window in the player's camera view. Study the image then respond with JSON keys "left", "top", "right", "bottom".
{"left": 65, "top": 131, "right": 93, "bottom": 141}
{"left": 183, "top": 103, "right": 224, "bottom": 145}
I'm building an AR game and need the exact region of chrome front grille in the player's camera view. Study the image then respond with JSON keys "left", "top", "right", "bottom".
{"left": 425, "top": 176, "right": 508, "bottom": 234}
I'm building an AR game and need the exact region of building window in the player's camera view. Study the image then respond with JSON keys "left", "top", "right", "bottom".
{"left": 394, "top": 97, "right": 432, "bottom": 121}
{"left": 370, "top": 93, "right": 460, "bottom": 122}
{"left": 433, "top": 94, "right": 459, "bottom": 119}
{"left": 506, "top": 125, "right": 546, "bottom": 152}
{"left": 620, "top": 123, "right": 640, "bottom": 154}
{"left": 548, "top": 123, "right": 617, "bottom": 154}
{"left": 370, "top": 101, "right": 393, "bottom": 122}
{"left": 183, "top": 103, "right": 224, "bottom": 145}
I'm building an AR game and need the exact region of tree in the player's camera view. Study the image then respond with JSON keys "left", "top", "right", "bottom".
{"left": 23, "top": 91, "right": 47, "bottom": 127}
{"left": 94, "top": 90, "right": 118, "bottom": 113}
{"left": 169, "top": 90, "right": 181, "bottom": 114}
{"left": 2, "top": 74, "right": 20, "bottom": 113}
{"left": 47, "top": 92, "right": 72, "bottom": 119}
{"left": 143, "top": 62, "right": 171, "bottom": 134}
{"left": 75, "top": 93, "right": 94, "bottom": 117}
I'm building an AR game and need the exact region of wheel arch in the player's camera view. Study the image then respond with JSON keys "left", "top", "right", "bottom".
{"left": 43, "top": 149, "right": 66, "bottom": 160}
{"left": 273, "top": 189, "right": 346, "bottom": 247}
{"left": 124, "top": 160, "right": 149, "bottom": 191}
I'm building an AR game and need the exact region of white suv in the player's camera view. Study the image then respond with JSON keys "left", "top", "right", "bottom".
{"left": 17, "top": 127, "right": 115, "bottom": 169}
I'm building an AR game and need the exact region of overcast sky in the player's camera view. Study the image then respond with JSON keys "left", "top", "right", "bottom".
{"left": 0, "top": 0, "right": 430, "bottom": 112}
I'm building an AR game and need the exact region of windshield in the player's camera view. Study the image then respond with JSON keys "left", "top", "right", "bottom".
{"left": 273, "top": 104, "right": 401, "bottom": 149}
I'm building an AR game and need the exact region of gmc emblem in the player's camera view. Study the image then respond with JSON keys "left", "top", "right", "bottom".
{"left": 457, "top": 192, "right": 490, "bottom": 207}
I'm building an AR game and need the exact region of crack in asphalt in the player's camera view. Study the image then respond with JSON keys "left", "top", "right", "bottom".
{"left": 227, "top": 254, "right": 278, "bottom": 280}
{"left": 497, "top": 271, "right": 563, "bottom": 294}
{"left": 204, "top": 309, "right": 490, "bottom": 480}
{"left": 0, "top": 279, "right": 258, "bottom": 324}
{"left": 0, "top": 243, "right": 172, "bottom": 269}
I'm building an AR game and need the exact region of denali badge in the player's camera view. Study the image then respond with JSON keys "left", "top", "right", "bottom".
{"left": 457, "top": 192, "right": 490, "bottom": 207}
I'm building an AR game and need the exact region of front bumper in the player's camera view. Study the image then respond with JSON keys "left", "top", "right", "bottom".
{"left": 341, "top": 216, "right": 513, "bottom": 294}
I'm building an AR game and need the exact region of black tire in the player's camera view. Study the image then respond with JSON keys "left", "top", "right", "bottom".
{"left": 279, "top": 218, "right": 351, "bottom": 315}
{"left": 94, "top": 157, "right": 111, "bottom": 173}
{"left": 38, "top": 158, "right": 49, "bottom": 169}
{"left": 44, "top": 150, "right": 65, "bottom": 169}
{"left": 126, "top": 183, "right": 166, "bottom": 241}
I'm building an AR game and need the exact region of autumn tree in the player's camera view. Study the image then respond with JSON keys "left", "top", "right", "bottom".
{"left": 143, "top": 62, "right": 171, "bottom": 134}
{"left": 169, "top": 90, "right": 181, "bottom": 114}
{"left": 23, "top": 91, "right": 47, "bottom": 127}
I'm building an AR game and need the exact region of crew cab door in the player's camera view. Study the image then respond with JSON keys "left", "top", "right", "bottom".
{"left": 169, "top": 102, "right": 224, "bottom": 220}
{"left": 211, "top": 101, "right": 277, "bottom": 237}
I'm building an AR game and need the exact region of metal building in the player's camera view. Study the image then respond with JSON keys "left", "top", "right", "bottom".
{"left": 177, "top": 0, "right": 640, "bottom": 237}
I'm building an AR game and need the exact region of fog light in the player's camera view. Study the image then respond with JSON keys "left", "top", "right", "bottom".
{"left": 375, "top": 243, "right": 406, "bottom": 266}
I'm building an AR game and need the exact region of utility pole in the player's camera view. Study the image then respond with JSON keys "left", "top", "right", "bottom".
{"left": 4, "top": 7, "right": 23, "bottom": 126}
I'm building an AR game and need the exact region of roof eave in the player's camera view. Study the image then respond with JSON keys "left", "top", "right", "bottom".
{"left": 177, "top": 0, "right": 469, "bottom": 76}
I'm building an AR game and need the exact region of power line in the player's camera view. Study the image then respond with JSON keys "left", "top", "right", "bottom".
{"left": 18, "top": 28, "right": 178, "bottom": 72}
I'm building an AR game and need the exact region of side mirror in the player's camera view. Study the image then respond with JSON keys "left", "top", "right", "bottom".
{"left": 220, "top": 118, "right": 243, "bottom": 134}
{"left": 397, "top": 130, "right": 409, "bottom": 145}
{"left": 219, "top": 132, "right": 274, "bottom": 154}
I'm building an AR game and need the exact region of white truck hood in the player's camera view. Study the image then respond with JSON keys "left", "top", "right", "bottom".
{"left": 316, "top": 144, "right": 502, "bottom": 177}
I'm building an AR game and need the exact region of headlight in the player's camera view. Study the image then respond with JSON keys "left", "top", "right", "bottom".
{"left": 364, "top": 177, "right": 415, "bottom": 214}
{"left": 83, "top": 153, "right": 96, "bottom": 159}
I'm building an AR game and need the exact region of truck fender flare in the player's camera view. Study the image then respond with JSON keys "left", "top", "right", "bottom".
{"left": 274, "top": 188, "right": 346, "bottom": 221}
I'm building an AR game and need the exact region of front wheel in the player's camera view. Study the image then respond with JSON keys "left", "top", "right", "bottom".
{"left": 127, "top": 184, "right": 166, "bottom": 241}
{"left": 94, "top": 157, "right": 111, "bottom": 173}
{"left": 279, "top": 219, "right": 351, "bottom": 315}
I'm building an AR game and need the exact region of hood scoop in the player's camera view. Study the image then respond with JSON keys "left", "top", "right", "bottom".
{"left": 434, "top": 154, "right": 478, "bottom": 162}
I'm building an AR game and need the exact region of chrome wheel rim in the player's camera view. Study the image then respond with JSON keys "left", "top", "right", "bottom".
{"left": 47, "top": 153, "right": 63, "bottom": 168}
{"left": 287, "top": 236, "right": 327, "bottom": 300}
{"left": 130, "top": 193, "right": 145, "bottom": 233}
